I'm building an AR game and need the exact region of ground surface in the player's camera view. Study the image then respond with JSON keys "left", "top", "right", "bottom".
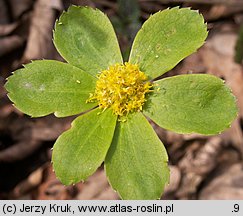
{"left": 0, "top": 0, "right": 243, "bottom": 200}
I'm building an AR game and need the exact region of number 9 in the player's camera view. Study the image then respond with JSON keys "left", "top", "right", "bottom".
{"left": 234, "top": 204, "right": 239, "bottom": 212}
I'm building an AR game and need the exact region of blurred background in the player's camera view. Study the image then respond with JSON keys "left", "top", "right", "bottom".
{"left": 0, "top": 0, "right": 243, "bottom": 200}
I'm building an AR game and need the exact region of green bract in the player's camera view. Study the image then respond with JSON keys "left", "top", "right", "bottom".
{"left": 5, "top": 6, "right": 237, "bottom": 200}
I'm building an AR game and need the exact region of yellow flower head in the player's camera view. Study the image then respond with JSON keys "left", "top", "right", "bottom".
{"left": 88, "top": 62, "right": 153, "bottom": 116}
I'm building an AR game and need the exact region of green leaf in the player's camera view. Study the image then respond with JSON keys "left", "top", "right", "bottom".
{"left": 129, "top": 7, "right": 207, "bottom": 79}
{"left": 144, "top": 74, "right": 238, "bottom": 135}
{"left": 52, "top": 108, "right": 117, "bottom": 185}
{"left": 5, "top": 60, "right": 97, "bottom": 117}
{"left": 235, "top": 24, "right": 243, "bottom": 64}
{"left": 105, "top": 112, "right": 169, "bottom": 200}
{"left": 54, "top": 5, "right": 123, "bottom": 77}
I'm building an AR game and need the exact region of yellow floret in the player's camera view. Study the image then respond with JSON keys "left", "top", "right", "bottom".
{"left": 87, "top": 62, "right": 153, "bottom": 116}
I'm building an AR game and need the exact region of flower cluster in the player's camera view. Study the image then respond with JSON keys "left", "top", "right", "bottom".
{"left": 88, "top": 62, "right": 153, "bottom": 116}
